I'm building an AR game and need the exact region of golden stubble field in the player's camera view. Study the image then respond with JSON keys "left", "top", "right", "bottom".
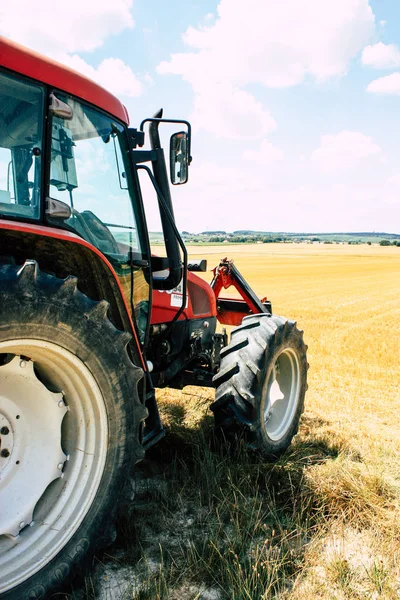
{"left": 189, "top": 242, "right": 400, "bottom": 445}
{"left": 149, "top": 242, "right": 400, "bottom": 599}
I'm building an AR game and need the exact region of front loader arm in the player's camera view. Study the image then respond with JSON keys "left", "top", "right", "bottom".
{"left": 211, "top": 258, "right": 272, "bottom": 326}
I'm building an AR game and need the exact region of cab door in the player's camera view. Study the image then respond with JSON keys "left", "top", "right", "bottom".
{"left": 47, "top": 93, "right": 151, "bottom": 343}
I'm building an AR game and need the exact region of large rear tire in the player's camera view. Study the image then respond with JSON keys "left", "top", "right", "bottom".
{"left": 0, "top": 262, "right": 147, "bottom": 599}
{"left": 212, "top": 314, "right": 307, "bottom": 459}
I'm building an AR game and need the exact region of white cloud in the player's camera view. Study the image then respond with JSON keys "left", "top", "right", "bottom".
{"left": 61, "top": 54, "right": 142, "bottom": 98}
{"left": 158, "top": 0, "right": 374, "bottom": 138}
{"left": 190, "top": 83, "right": 276, "bottom": 140}
{"left": 0, "top": 0, "right": 134, "bottom": 56}
{"left": 367, "top": 72, "right": 400, "bottom": 95}
{"left": 170, "top": 161, "right": 266, "bottom": 232}
{"left": 0, "top": 1, "right": 143, "bottom": 99}
{"left": 362, "top": 42, "right": 400, "bottom": 69}
{"left": 243, "top": 140, "right": 284, "bottom": 164}
{"left": 143, "top": 73, "right": 155, "bottom": 86}
{"left": 311, "top": 131, "right": 383, "bottom": 171}
{"left": 386, "top": 174, "right": 400, "bottom": 186}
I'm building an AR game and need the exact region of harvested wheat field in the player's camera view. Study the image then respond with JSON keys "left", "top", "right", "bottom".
{"left": 79, "top": 243, "right": 400, "bottom": 600}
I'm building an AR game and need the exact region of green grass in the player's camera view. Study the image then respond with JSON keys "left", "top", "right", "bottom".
{"left": 118, "top": 398, "right": 308, "bottom": 599}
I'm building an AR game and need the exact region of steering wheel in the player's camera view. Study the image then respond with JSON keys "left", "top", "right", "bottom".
{"left": 78, "top": 210, "right": 120, "bottom": 255}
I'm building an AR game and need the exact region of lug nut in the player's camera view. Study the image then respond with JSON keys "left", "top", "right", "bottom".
{"left": 1, "top": 449, "right": 10, "bottom": 458}
{"left": 1, "top": 426, "right": 9, "bottom": 435}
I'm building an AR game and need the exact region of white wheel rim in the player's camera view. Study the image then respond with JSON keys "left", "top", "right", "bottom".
{"left": 0, "top": 340, "right": 108, "bottom": 594}
{"left": 262, "top": 348, "right": 300, "bottom": 442}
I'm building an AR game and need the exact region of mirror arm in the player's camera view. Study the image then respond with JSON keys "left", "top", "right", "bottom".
{"left": 140, "top": 115, "right": 192, "bottom": 163}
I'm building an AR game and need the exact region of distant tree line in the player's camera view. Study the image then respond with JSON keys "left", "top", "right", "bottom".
{"left": 180, "top": 231, "right": 400, "bottom": 245}
{"left": 380, "top": 239, "right": 400, "bottom": 246}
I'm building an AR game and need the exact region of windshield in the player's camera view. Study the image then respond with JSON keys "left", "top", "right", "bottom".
{"left": 48, "top": 93, "right": 150, "bottom": 343}
{"left": 48, "top": 93, "right": 142, "bottom": 261}
{"left": 0, "top": 70, "right": 44, "bottom": 220}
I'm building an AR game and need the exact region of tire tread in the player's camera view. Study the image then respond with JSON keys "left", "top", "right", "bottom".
{"left": 212, "top": 314, "right": 308, "bottom": 460}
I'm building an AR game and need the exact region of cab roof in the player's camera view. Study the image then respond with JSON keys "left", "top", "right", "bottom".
{"left": 0, "top": 37, "right": 130, "bottom": 125}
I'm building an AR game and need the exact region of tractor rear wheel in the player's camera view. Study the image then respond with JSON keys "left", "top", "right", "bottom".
{"left": 0, "top": 262, "right": 146, "bottom": 599}
{"left": 212, "top": 314, "right": 307, "bottom": 459}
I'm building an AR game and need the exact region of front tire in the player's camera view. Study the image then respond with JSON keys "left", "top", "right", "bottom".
{"left": 212, "top": 314, "right": 308, "bottom": 459}
{"left": 0, "top": 262, "right": 147, "bottom": 599}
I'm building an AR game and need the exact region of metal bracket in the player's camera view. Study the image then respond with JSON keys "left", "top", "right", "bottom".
{"left": 127, "top": 128, "right": 145, "bottom": 149}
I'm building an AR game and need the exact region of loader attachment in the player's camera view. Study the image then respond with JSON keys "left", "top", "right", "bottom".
{"left": 211, "top": 258, "right": 272, "bottom": 326}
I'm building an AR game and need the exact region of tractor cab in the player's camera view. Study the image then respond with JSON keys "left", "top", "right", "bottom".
{"left": 0, "top": 58, "right": 193, "bottom": 349}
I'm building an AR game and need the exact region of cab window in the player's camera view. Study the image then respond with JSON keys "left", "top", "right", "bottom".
{"left": 48, "top": 94, "right": 143, "bottom": 260}
{"left": 0, "top": 70, "right": 44, "bottom": 220}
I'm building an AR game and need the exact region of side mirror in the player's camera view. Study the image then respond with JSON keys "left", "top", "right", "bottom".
{"left": 170, "top": 131, "right": 189, "bottom": 185}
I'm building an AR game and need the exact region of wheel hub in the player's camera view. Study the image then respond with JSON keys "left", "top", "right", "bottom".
{"left": 0, "top": 356, "right": 68, "bottom": 537}
{"left": 264, "top": 349, "right": 300, "bottom": 441}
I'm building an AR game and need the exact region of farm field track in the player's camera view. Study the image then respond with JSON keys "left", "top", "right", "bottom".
{"left": 74, "top": 243, "right": 400, "bottom": 600}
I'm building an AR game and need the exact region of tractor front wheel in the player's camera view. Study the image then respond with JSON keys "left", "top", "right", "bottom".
{"left": 212, "top": 314, "right": 308, "bottom": 459}
{"left": 0, "top": 262, "right": 146, "bottom": 599}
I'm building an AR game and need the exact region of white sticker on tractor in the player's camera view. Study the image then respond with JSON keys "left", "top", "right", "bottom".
{"left": 171, "top": 293, "right": 188, "bottom": 308}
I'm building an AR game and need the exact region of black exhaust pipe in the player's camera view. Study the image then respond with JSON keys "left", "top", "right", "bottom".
{"left": 148, "top": 109, "right": 182, "bottom": 290}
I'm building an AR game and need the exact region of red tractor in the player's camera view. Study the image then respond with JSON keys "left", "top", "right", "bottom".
{"left": 0, "top": 38, "right": 308, "bottom": 599}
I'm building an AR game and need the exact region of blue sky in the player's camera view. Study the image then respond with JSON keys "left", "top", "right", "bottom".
{"left": 2, "top": 0, "right": 400, "bottom": 233}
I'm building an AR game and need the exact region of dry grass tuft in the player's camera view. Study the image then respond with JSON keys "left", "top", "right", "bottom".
{"left": 303, "top": 455, "right": 396, "bottom": 527}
